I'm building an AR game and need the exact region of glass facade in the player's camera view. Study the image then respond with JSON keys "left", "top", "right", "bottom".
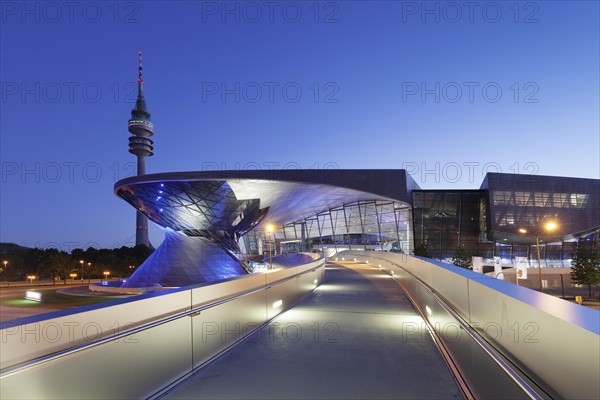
{"left": 244, "top": 200, "right": 413, "bottom": 255}
{"left": 241, "top": 176, "right": 599, "bottom": 268}
{"left": 117, "top": 170, "right": 598, "bottom": 269}
{"left": 410, "top": 173, "right": 600, "bottom": 266}
{"left": 412, "top": 190, "right": 487, "bottom": 260}
{"left": 481, "top": 173, "right": 600, "bottom": 241}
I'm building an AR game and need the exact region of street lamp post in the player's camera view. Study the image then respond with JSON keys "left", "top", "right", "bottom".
{"left": 2, "top": 260, "right": 7, "bottom": 284}
{"left": 519, "top": 222, "right": 557, "bottom": 293}
{"left": 535, "top": 235, "right": 543, "bottom": 292}
{"left": 266, "top": 224, "right": 274, "bottom": 270}
{"left": 79, "top": 260, "right": 84, "bottom": 283}
{"left": 87, "top": 262, "right": 92, "bottom": 283}
{"left": 103, "top": 271, "right": 110, "bottom": 282}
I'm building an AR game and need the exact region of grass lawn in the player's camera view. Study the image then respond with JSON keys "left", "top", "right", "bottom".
{"left": 1, "top": 289, "right": 116, "bottom": 308}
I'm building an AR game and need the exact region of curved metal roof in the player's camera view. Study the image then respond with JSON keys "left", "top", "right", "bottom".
{"left": 115, "top": 171, "right": 411, "bottom": 241}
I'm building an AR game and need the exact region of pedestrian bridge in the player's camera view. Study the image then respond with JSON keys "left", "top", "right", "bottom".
{"left": 1, "top": 252, "right": 598, "bottom": 399}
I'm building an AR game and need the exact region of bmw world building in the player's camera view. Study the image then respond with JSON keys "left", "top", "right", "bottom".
{"left": 112, "top": 169, "right": 600, "bottom": 290}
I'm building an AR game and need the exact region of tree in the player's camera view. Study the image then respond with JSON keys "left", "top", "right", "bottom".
{"left": 570, "top": 245, "right": 600, "bottom": 298}
{"left": 414, "top": 241, "right": 432, "bottom": 258}
{"left": 451, "top": 246, "right": 472, "bottom": 270}
{"left": 37, "top": 250, "right": 77, "bottom": 283}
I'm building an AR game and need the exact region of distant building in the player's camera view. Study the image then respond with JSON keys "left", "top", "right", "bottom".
{"left": 414, "top": 173, "right": 599, "bottom": 263}
{"left": 114, "top": 170, "right": 599, "bottom": 287}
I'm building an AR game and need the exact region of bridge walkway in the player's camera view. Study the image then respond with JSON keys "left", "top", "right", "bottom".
{"left": 161, "top": 262, "right": 463, "bottom": 399}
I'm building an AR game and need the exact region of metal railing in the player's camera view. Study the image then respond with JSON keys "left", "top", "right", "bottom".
{"left": 0, "top": 254, "right": 325, "bottom": 399}
{"left": 336, "top": 251, "right": 599, "bottom": 400}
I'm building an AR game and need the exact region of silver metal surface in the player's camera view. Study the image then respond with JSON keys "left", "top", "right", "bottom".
{"left": 339, "top": 251, "right": 600, "bottom": 400}
{"left": 0, "top": 258, "right": 325, "bottom": 399}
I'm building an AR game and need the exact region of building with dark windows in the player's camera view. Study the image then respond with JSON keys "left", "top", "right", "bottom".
{"left": 111, "top": 169, "right": 599, "bottom": 289}
{"left": 412, "top": 190, "right": 486, "bottom": 259}
{"left": 478, "top": 173, "right": 599, "bottom": 266}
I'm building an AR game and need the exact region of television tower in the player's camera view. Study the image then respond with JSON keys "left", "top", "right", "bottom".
{"left": 128, "top": 51, "right": 154, "bottom": 248}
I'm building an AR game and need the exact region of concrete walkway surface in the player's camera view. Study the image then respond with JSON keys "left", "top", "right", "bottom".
{"left": 162, "top": 262, "right": 463, "bottom": 399}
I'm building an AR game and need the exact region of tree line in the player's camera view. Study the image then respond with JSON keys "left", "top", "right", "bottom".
{"left": 0, "top": 243, "right": 152, "bottom": 283}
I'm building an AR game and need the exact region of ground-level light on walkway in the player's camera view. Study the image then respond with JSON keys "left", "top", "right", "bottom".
{"left": 25, "top": 291, "right": 42, "bottom": 302}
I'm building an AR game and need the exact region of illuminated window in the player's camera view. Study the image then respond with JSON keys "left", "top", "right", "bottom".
{"left": 514, "top": 192, "right": 532, "bottom": 206}
{"left": 506, "top": 213, "right": 515, "bottom": 225}
{"left": 493, "top": 191, "right": 514, "bottom": 205}
{"left": 553, "top": 193, "right": 569, "bottom": 208}
{"left": 570, "top": 194, "right": 588, "bottom": 208}
{"left": 534, "top": 192, "right": 551, "bottom": 207}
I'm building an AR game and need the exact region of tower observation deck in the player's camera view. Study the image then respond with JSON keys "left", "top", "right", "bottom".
{"left": 128, "top": 51, "right": 153, "bottom": 247}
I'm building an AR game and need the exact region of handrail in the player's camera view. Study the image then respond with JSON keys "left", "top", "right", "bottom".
{"left": 337, "top": 252, "right": 548, "bottom": 400}
{"left": 429, "top": 289, "right": 544, "bottom": 399}
{"left": 417, "top": 277, "right": 545, "bottom": 399}
{"left": 0, "top": 261, "right": 324, "bottom": 378}
{"left": 395, "top": 275, "right": 475, "bottom": 400}
{"left": 388, "top": 255, "right": 544, "bottom": 398}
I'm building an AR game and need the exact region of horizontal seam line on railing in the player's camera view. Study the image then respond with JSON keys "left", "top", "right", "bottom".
{"left": 0, "top": 263, "right": 325, "bottom": 377}
{"left": 346, "top": 252, "right": 544, "bottom": 400}
{"left": 395, "top": 277, "right": 474, "bottom": 400}
{"left": 428, "top": 289, "right": 543, "bottom": 400}
{"left": 148, "top": 275, "right": 324, "bottom": 400}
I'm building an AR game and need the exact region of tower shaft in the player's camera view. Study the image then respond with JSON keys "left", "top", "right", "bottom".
{"left": 137, "top": 155, "right": 147, "bottom": 176}
{"left": 136, "top": 211, "right": 149, "bottom": 248}
{"left": 128, "top": 51, "right": 154, "bottom": 248}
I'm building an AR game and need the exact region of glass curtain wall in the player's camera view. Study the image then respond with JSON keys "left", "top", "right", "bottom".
{"left": 412, "top": 189, "right": 600, "bottom": 265}
{"left": 245, "top": 200, "right": 413, "bottom": 255}
{"left": 413, "top": 190, "right": 485, "bottom": 260}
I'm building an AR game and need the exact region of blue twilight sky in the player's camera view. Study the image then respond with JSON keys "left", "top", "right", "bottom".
{"left": 1, "top": 1, "right": 598, "bottom": 250}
